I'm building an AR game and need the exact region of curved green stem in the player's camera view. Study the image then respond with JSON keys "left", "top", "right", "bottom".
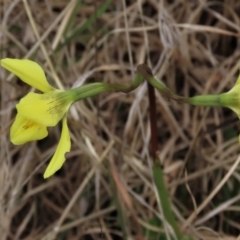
{"left": 136, "top": 64, "right": 230, "bottom": 110}
{"left": 70, "top": 74, "right": 144, "bottom": 102}
{"left": 185, "top": 94, "right": 222, "bottom": 107}
{"left": 136, "top": 64, "right": 187, "bottom": 103}
{"left": 70, "top": 63, "right": 230, "bottom": 113}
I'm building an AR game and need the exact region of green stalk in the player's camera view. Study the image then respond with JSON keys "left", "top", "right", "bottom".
{"left": 186, "top": 94, "right": 222, "bottom": 107}
{"left": 153, "top": 164, "right": 183, "bottom": 240}
{"left": 136, "top": 64, "right": 235, "bottom": 112}
{"left": 137, "top": 64, "right": 187, "bottom": 102}
{"left": 69, "top": 74, "right": 144, "bottom": 102}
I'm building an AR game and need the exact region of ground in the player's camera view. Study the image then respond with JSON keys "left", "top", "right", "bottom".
{"left": 0, "top": 0, "right": 240, "bottom": 239}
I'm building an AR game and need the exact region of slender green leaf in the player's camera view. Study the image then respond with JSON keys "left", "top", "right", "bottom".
{"left": 56, "top": 0, "right": 112, "bottom": 51}
{"left": 153, "top": 163, "right": 182, "bottom": 240}
{"left": 64, "top": 0, "right": 83, "bottom": 37}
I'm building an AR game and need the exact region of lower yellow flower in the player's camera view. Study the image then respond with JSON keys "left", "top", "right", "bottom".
{"left": 1, "top": 58, "right": 73, "bottom": 178}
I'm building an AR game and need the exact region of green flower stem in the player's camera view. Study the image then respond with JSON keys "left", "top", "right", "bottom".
{"left": 70, "top": 74, "right": 144, "bottom": 102}
{"left": 153, "top": 164, "right": 183, "bottom": 240}
{"left": 186, "top": 94, "right": 222, "bottom": 107}
{"left": 183, "top": 92, "right": 239, "bottom": 110}
{"left": 136, "top": 64, "right": 236, "bottom": 110}
{"left": 70, "top": 63, "right": 235, "bottom": 111}
{"left": 137, "top": 64, "right": 187, "bottom": 102}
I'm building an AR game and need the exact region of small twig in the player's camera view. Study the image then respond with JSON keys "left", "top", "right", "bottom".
{"left": 146, "top": 67, "right": 158, "bottom": 159}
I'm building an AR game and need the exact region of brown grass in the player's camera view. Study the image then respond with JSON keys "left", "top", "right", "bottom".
{"left": 1, "top": 0, "right": 240, "bottom": 239}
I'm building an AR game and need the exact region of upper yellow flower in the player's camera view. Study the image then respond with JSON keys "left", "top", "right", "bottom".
{"left": 219, "top": 74, "right": 240, "bottom": 117}
{"left": 1, "top": 58, "right": 72, "bottom": 178}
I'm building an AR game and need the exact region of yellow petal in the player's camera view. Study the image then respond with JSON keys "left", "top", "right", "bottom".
{"left": 16, "top": 91, "right": 72, "bottom": 127}
{"left": 10, "top": 114, "right": 48, "bottom": 145}
{"left": 234, "top": 74, "right": 240, "bottom": 86}
{"left": 43, "top": 116, "right": 71, "bottom": 178}
{"left": 1, "top": 58, "right": 54, "bottom": 93}
{"left": 227, "top": 74, "right": 240, "bottom": 94}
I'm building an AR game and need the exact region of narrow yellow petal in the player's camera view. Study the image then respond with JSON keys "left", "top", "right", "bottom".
{"left": 16, "top": 91, "right": 72, "bottom": 127}
{"left": 10, "top": 114, "right": 48, "bottom": 145}
{"left": 1, "top": 58, "right": 54, "bottom": 93}
{"left": 43, "top": 117, "right": 71, "bottom": 178}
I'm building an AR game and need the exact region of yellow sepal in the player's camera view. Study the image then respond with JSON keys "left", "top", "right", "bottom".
{"left": 10, "top": 114, "right": 48, "bottom": 145}
{"left": 1, "top": 58, "right": 54, "bottom": 93}
{"left": 43, "top": 116, "right": 71, "bottom": 178}
{"left": 16, "top": 91, "right": 72, "bottom": 127}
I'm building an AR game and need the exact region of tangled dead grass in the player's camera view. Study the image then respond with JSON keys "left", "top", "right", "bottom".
{"left": 1, "top": 0, "right": 240, "bottom": 239}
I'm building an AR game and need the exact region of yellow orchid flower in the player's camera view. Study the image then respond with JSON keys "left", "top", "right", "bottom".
{"left": 187, "top": 74, "right": 240, "bottom": 111}
{"left": 1, "top": 58, "right": 72, "bottom": 178}
{"left": 1, "top": 58, "right": 144, "bottom": 179}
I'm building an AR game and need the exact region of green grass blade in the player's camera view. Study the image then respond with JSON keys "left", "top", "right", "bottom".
{"left": 56, "top": 0, "right": 113, "bottom": 52}
{"left": 64, "top": 0, "right": 83, "bottom": 37}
